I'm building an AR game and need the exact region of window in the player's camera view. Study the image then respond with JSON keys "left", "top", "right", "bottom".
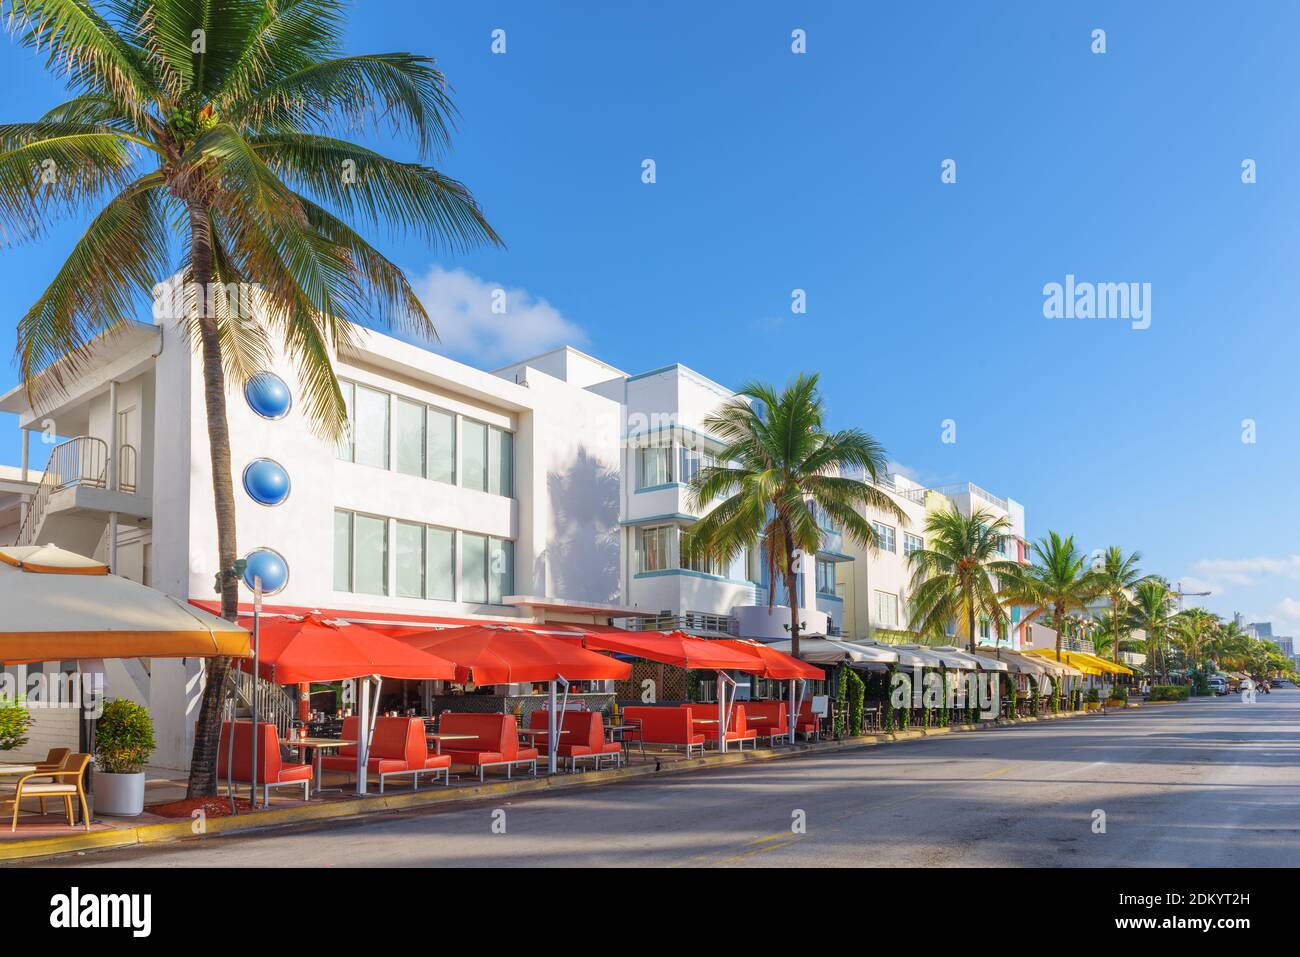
{"left": 394, "top": 398, "right": 426, "bottom": 478}
{"left": 875, "top": 590, "right": 899, "bottom": 627}
{"left": 903, "top": 532, "right": 924, "bottom": 557}
{"left": 681, "top": 529, "right": 723, "bottom": 576}
{"left": 638, "top": 525, "right": 673, "bottom": 572}
{"left": 425, "top": 526, "right": 455, "bottom": 600}
{"left": 488, "top": 538, "right": 514, "bottom": 603}
{"left": 873, "top": 522, "right": 896, "bottom": 553}
{"left": 353, "top": 385, "right": 390, "bottom": 468}
{"left": 461, "top": 532, "right": 514, "bottom": 604}
{"left": 489, "top": 427, "right": 513, "bottom": 497}
{"left": 337, "top": 381, "right": 355, "bottom": 461}
{"left": 461, "top": 419, "right": 488, "bottom": 492}
{"left": 395, "top": 520, "right": 425, "bottom": 598}
{"left": 979, "top": 618, "right": 991, "bottom": 640}
{"left": 334, "top": 510, "right": 388, "bottom": 595}
{"left": 678, "top": 447, "right": 715, "bottom": 487}
{"left": 816, "top": 559, "right": 837, "bottom": 596}
{"left": 637, "top": 446, "right": 672, "bottom": 488}
{"left": 461, "top": 533, "right": 487, "bottom": 602}
{"left": 426, "top": 408, "right": 455, "bottom": 484}
{"left": 334, "top": 510, "right": 352, "bottom": 591}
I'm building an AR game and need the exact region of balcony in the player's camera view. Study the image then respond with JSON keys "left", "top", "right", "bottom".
{"left": 624, "top": 611, "right": 738, "bottom": 637}
{"left": 14, "top": 435, "right": 147, "bottom": 551}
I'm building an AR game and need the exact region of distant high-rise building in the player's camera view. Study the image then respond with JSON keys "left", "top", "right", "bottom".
{"left": 1233, "top": 612, "right": 1245, "bottom": 629}
{"left": 1274, "top": 636, "right": 1294, "bottom": 657}
{"left": 1248, "top": 621, "right": 1273, "bottom": 639}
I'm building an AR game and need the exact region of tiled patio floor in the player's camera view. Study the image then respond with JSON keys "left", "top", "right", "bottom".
{"left": 0, "top": 746, "right": 693, "bottom": 841}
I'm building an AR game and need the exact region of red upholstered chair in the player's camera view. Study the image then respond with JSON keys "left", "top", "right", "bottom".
{"left": 528, "top": 709, "right": 595, "bottom": 771}
{"left": 743, "top": 701, "right": 790, "bottom": 745}
{"left": 218, "top": 721, "right": 312, "bottom": 804}
{"left": 796, "top": 700, "right": 822, "bottom": 741}
{"left": 592, "top": 712, "right": 624, "bottom": 769}
{"left": 699, "top": 704, "right": 759, "bottom": 749}
{"left": 439, "top": 713, "right": 538, "bottom": 781}
{"left": 622, "top": 706, "right": 705, "bottom": 758}
{"left": 319, "top": 716, "right": 430, "bottom": 793}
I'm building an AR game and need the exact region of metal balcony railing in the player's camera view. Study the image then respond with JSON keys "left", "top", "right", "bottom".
{"left": 14, "top": 435, "right": 138, "bottom": 547}
{"left": 625, "top": 611, "right": 739, "bottom": 636}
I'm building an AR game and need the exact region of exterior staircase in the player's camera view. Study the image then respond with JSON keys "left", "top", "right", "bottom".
{"left": 13, "top": 435, "right": 144, "bottom": 553}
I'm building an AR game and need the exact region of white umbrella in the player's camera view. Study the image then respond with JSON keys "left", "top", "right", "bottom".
{"left": 0, "top": 544, "right": 249, "bottom": 662}
{"left": 768, "top": 637, "right": 898, "bottom": 667}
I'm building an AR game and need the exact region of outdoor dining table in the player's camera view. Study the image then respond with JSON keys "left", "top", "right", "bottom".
{"left": 604, "top": 723, "right": 643, "bottom": 762}
{"left": 425, "top": 732, "right": 475, "bottom": 754}
{"left": 281, "top": 738, "right": 357, "bottom": 796}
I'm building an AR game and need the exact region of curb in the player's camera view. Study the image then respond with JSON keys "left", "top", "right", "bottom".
{"left": 0, "top": 702, "right": 1130, "bottom": 863}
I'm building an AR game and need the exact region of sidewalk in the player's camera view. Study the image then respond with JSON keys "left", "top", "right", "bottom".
{"left": 0, "top": 704, "right": 1142, "bottom": 863}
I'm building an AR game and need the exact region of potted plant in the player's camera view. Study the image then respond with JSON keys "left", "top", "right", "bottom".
{"left": 0, "top": 695, "right": 32, "bottom": 753}
{"left": 1084, "top": 687, "right": 1102, "bottom": 711}
{"left": 94, "top": 698, "right": 156, "bottom": 816}
{"left": 1105, "top": 686, "right": 1128, "bottom": 708}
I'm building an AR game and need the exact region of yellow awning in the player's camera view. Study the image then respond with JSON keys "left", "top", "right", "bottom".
{"left": 0, "top": 545, "right": 250, "bottom": 662}
{"left": 1022, "top": 648, "right": 1105, "bottom": 676}
{"left": 1069, "top": 651, "right": 1134, "bottom": 675}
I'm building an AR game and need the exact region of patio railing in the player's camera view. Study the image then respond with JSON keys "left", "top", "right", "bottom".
{"left": 15, "top": 436, "right": 140, "bottom": 546}
{"left": 624, "top": 611, "right": 739, "bottom": 636}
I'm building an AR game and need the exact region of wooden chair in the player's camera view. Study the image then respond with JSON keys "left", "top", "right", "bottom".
{"left": 30, "top": 748, "right": 71, "bottom": 815}
{"left": 10, "top": 752, "right": 91, "bottom": 831}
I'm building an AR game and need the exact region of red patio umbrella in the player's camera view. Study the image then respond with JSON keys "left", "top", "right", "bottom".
{"left": 581, "top": 630, "right": 764, "bottom": 671}
{"left": 237, "top": 613, "right": 457, "bottom": 683}
{"left": 396, "top": 625, "right": 631, "bottom": 774}
{"left": 716, "top": 639, "right": 824, "bottom": 745}
{"left": 581, "top": 631, "right": 774, "bottom": 752}
{"left": 714, "top": 639, "right": 825, "bottom": 680}
{"left": 397, "top": 625, "right": 631, "bottom": 685}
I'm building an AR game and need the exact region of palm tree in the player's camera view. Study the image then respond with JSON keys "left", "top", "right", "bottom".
{"left": 682, "top": 373, "right": 905, "bottom": 659}
{"left": 1091, "top": 610, "right": 1141, "bottom": 660}
{"left": 1128, "top": 579, "right": 1175, "bottom": 684}
{"left": 1172, "top": 608, "right": 1219, "bottom": 677}
{"left": 1095, "top": 546, "right": 1146, "bottom": 665}
{"left": 2, "top": 0, "right": 501, "bottom": 797}
{"left": 906, "top": 507, "right": 1023, "bottom": 654}
{"left": 1207, "top": 619, "right": 1251, "bottom": 672}
{"left": 1001, "top": 532, "right": 1103, "bottom": 661}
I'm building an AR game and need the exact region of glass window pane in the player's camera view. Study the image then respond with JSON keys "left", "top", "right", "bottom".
{"left": 337, "top": 382, "right": 355, "bottom": 461}
{"left": 426, "top": 408, "right": 455, "bottom": 484}
{"left": 461, "top": 533, "right": 487, "bottom": 602}
{"left": 354, "top": 386, "right": 389, "bottom": 469}
{"left": 488, "top": 538, "right": 514, "bottom": 603}
{"left": 395, "top": 520, "right": 424, "bottom": 598}
{"left": 639, "top": 447, "right": 670, "bottom": 488}
{"left": 425, "top": 526, "right": 454, "bottom": 601}
{"left": 489, "top": 428, "right": 513, "bottom": 497}
{"left": 394, "top": 399, "right": 425, "bottom": 478}
{"left": 354, "top": 514, "right": 388, "bottom": 595}
{"left": 462, "top": 420, "right": 487, "bottom": 492}
{"left": 333, "top": 510, "right": 352, "bottom": 591}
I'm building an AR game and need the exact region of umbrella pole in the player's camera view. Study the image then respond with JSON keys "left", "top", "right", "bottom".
{"left": 788, "top": 679, "right": 796, "bottom": 745}
{"left": 356, "top": 677, "right": 370, "bottom": 795}
{"left": 548, "top": 681, "right": 557, "bottom": 775}
{"left": 250, "top": 577, "right": 262, "bottom": 807}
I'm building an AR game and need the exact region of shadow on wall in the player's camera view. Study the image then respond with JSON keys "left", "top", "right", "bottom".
{"left": 537, "top": 447, "right": 620, "bottom": 603}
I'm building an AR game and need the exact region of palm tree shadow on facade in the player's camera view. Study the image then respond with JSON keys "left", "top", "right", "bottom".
{"left": 539, "top": 447, "right": 620, "bottom": 603}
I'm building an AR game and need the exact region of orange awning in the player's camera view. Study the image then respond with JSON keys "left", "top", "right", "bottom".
{"left": 398, "top": 625, "right": 632, "bottom": 685}
{"left": 236, "top": 614, "right": 457, "bottom": 683}
{"left": 582, "top": 631, "right": 767, "bottom": 673}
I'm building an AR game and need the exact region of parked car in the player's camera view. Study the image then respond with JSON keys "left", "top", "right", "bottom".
{"left": 1208, "top": 675, "right": 1228, "bottom": 696}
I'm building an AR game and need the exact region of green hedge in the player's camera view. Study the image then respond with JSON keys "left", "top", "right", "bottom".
{"left": 1148, "top": 684, "right": 1189, "bottom": 702}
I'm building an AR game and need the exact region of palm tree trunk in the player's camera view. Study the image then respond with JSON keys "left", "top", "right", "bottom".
{"left": 1054, "top": 604, "right": 1062, "bottom": 661}
{"left": 185, "top": 200, "right": 240, "bottom": 800}
{"left": 1112, "top": 596, "right": 1121, "bottom": 665}
{"left": 966, "top": 602, "right": 976, "bottom": 655}
{"left": 785, "top": 543, "right": 801, "bottom": 659}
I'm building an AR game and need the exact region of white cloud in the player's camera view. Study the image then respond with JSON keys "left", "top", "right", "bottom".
{"left": 409, "top": 266, "right": 586, "bottom": 364}
{"left": 1189, "top": 555, "right": 1300, "bottom": 587}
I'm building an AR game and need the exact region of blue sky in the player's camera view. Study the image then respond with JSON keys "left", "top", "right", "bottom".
{"left": 2, "top": 1, "right": 1298, "bottom": 634}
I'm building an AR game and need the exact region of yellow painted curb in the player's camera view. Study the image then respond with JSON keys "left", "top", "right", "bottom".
{"left": 0, "top": 703, "right": 1144, "bottom": 863}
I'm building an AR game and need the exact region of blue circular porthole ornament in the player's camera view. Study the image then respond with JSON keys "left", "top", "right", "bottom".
{"left": 243, "top": 548, "right": 289, "bottom": 595}
{"left": 244, "top": 372, "right": 292, "bottom": 420}
{"left": 242, "top": 458, "right": 291, "bottom": 506}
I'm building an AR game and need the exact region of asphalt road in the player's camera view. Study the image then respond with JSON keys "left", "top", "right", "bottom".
{"left": 41, "top": 690, "right": 1300, "bottom": 867}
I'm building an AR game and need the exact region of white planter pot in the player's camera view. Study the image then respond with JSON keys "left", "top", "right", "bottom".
{"left": 95, "top": 770, "right": 145, "bottom": 817}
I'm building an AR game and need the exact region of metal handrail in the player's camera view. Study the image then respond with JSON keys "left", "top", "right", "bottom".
{"left": 14, "top": 435, "right": 137, "bottom": 546}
